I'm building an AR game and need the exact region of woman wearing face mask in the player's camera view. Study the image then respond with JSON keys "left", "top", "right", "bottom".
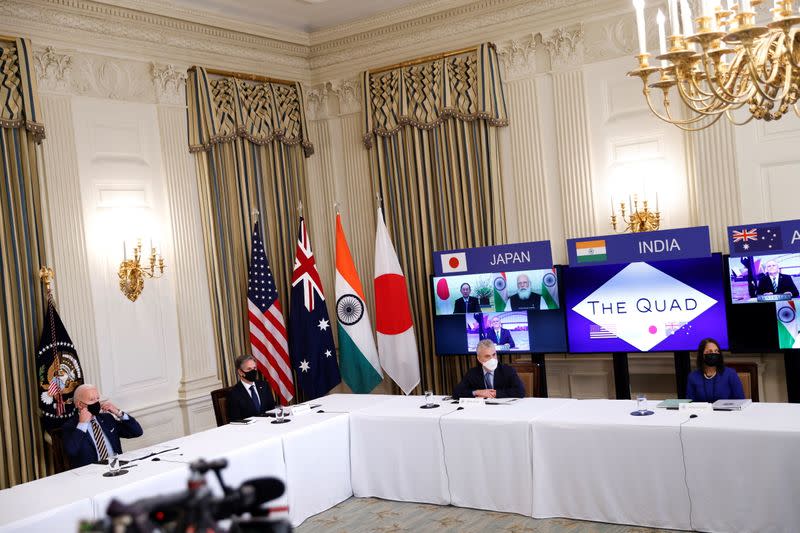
{"left": 685, "top": 338, "right": 745, "bottom": 403}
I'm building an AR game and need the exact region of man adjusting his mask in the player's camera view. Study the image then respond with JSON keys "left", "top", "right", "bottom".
{"left": 226, "top": 354, "right": 277, "bottom": 422}
{"left": 62, "top": 383, "right": 143, "bottom": 469}
{"left": 452, "top": 339, "right": 526, "bottom": 399}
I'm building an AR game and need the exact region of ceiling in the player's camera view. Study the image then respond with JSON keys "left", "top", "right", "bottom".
{"left": 168, "top": 0, "right": 427, "bottom": 33}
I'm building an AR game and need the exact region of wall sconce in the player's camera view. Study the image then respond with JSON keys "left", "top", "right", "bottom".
{"left": 118, "top": 239, "right": 165, "bottom": 302}
{"left": 611, "top": 194, "right": 661, "bottom": 233}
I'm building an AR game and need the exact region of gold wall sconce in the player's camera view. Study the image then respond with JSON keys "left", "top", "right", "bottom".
{"left": 118, "top": 239, "right": 165, "bottom": 302}
{"left": 611, "top": 194, "right": 661, "bottom": 233}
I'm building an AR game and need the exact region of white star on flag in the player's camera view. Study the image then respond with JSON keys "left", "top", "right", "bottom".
{"left": 317, "top": 318, "right": 330, "bottom": 331}
{"left": 324, "top": 349, "right": 332, "bottom": 358}
{"left": 299, "top": 360, "right": 311, "bottom": 372}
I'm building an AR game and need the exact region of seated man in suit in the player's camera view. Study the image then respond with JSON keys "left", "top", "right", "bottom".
{"left": 483, "top": 316, "right": 515, "bottom": 351}
{"left": 453, "top": 282, "right": 481, "bottom": 313}
{"left": 62, "top": 383, "right": 143, "bottom": 469}
{"left": 453, "top": 339, "right": 525, "bottom": 399}
{"left": 755, "top": 260, "right": 799, "bottom": 298}
{"left": 508, "top": 273, "right": 541, "bottom": 310}
{"left": 226, "top": 354, "right": 276, "bottom": 421}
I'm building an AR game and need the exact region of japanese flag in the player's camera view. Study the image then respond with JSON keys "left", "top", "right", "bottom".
{"left": 440, "top": 252, "right": 467, "bottom": 273}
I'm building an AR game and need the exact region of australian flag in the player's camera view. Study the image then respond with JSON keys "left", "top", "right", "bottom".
{"left": 288, "top": 217, "right": 341, "bottom": 400}
{"left": 731, "top": 226, "right": 782, "bottom": 254}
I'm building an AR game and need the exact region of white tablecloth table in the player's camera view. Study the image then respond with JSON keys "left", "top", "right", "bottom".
{"left": 350, "top": 395, "right": 461, "bottom": 504}
{"left": 681, "top": 403, "right": 800, "bottom": 533}
{"left": 310, "top": 393, "right": 394, "bottom": 413}
{"left": 440, "top": 397, "right": 574, "bottom": 516}
{"left": 531, "top": 399, "right": 693, "bottom": 530}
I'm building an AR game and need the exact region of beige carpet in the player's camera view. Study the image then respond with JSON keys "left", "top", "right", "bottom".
{"left": 295, "top": 497, "right": 689, "bottom": 533}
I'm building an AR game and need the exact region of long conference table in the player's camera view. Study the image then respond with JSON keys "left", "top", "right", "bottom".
{"left": 1, "top": 394, "right": 798, "bottom": 533}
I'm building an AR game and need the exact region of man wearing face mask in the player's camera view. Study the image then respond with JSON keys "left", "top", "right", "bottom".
{"left": 62, "top": 383, "right": 143, "bottom": 469}
{"left": 452, "top": 339, "right": 525, "bottom": 399}
{"left": 226, "top": 354, "right": 277, "bottom": 422}
{"left": 685, "top": 338, "right": 744, "bottom": 403}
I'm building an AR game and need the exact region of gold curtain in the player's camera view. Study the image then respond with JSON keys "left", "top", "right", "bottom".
{"left": 0, "top": 37, "right": 48, "bottom": 489}
{"left": 187, "top": 68, "right": 314, "bottom": 386}
{"left": 363, "top": 43, "right": 509, "bottom": 395}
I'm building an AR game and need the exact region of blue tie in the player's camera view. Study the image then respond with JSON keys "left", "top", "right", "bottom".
{"left": 249, "top": 385, "right": 261, "bottom": 412}
{"left": 485, "top": 372, "right": 494, "bottom": 389}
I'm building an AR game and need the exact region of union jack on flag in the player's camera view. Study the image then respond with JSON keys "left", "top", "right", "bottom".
{"left": 291, "top": 218, "right": 326, "bottom": 311}
{"left": 732, "top": 228, "right": 758, "bottom": 243}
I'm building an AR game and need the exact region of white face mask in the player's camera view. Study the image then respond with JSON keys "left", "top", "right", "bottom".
{"left": 482, "top": 357, "right": 498, "bottom": 371}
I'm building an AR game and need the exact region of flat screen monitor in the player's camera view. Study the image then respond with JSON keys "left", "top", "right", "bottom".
{"left": 564, "top": 254, "right": 728, "bottom": 353}
{"left": 727, "top": 253, "right": 800, "bottom": 304}
{"left": 431, "top": 268, "right": 567, "bottom": 354}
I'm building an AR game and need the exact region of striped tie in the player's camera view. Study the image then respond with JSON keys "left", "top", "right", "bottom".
{"left": 91, "top": 418, "right": 109, "bottom": 462}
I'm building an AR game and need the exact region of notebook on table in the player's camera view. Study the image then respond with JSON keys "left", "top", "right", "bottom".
{"left": 712, "top": 399, "right": 752, "bottom": 411}
{"left": 656, "top": 399, "right": 693, "bottom": 409}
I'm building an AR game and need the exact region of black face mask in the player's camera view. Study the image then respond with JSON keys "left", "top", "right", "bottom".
{"left": 87, "top": 401, "right": 102, "bottom": 416}
{"left": 703, "top": 353, "right": 721, "bottom": 367}
{"left": 242, "top": 369, "right": 259, "bottom": 382}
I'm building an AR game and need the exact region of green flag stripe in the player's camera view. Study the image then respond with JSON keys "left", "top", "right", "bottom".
{"left": 541, "top": 279, "right": 557, "bottom": 310}
{"left": 338, "top": 327, "right": 382, "bottom": 393}
{"left": 577, "top": 254, "right": 607, "bottom": 263}
{"left": 777, "top": 321, "right": 797, "bottom": 349}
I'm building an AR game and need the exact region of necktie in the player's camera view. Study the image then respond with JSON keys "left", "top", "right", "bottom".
{"left": 91, "top": 418, "right": 109, "bottom": 461}
{"left": 485, "top": 371, "right": 494, "bottom": 390}
{"left": 250, "top": 385, "right": 261, "bottom": 412}
{"left": 773, "top": 277, "right": 778, "bottom": 291}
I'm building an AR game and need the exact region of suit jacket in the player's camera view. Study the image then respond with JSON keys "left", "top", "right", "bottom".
{"left": 452, "top": 363, "right": 526, "bottom": 399}
{"left": 227, "top": 380, "right": 276, "bottom": 421}
{"left": 509, "top": 292, "right": 541, "bottom": 310}
{"left": 453, "top": 296, "right": 481, "bottom": 314}
{"left": 756, "top": 273, "right": 799, "bottom": 297}
{"left": 484, "top": 327, "right": 515, "bottom": 349}
{"left": 62, "top": 412, "right": 143, "bottom": 469}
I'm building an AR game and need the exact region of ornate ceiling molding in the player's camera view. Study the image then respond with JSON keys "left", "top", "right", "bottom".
{"left": 543, "top": 25, "right": 585, "bottom": 69}
{"left": 305, "top": 78, "right": 362, "bottom": 121}
{"left": 496, "top": 35, "right": 538, "bottom": 81}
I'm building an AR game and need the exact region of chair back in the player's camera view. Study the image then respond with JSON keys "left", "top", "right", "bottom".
{"left": 46, "top": 427, "right": 70, "bottom": 473}
{"left": 509, "top": 360, "right": 542, "bottom": 397}
{"left": 728, "top": 362, "right": 759, "bottom": 401}
{"left": 210, "top": 386, "right": 234, "bottom": 426}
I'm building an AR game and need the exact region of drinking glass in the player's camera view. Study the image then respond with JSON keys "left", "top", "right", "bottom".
{"left": 107, "top": 453, "right": 121, "bottom": 474}
{"left": 424, "top": 390, "right": 433, "bottom": 407}
{"left": 276, "top": 405, "right": 285, "bottom": 423}
{"left": 636, "top": 394, "right": 648, "bottom": 414}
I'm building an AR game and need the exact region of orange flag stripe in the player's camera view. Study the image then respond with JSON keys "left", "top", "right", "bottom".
{"left": 336, "top": 213, "right": 366, "bottom": 299}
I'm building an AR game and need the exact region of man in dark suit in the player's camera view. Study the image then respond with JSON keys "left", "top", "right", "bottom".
{"left": 483, "top": 316, "right": 515, "bottom": 350}
{"left": 756, "top": 260, "right": 799, "bottom": 297}
{"left": 453, "top": 339, "right": 525, "bottom": 399}
{"left": 453, "top": 282, "right": 481, "bottom": 313}
{"left": 508, "top": 273, "right": 541, "bottom": 310}
{"left": 62, "top": 384, "right": 143, "bottom": 469}
{"left": 226, "top": 354, "right": 277, "bottom": 421}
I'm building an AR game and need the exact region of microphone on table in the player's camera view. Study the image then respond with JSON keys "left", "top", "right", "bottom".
{"left": 689, "top": 414, "right": 698, "bottom": 419}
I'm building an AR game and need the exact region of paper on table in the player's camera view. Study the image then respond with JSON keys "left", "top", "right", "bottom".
{"left": 485, "top": 398, "right": 521, "bottom": 405}
{"left": 120, "top": 443, "right": 179, "bottom": 461}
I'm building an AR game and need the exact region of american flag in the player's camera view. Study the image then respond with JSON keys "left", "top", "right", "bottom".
{"left": 247, "top": 221, "right": 294, "bottom": 405}
{"left": 589, "top": 324, "right": 617, "bottom": 339}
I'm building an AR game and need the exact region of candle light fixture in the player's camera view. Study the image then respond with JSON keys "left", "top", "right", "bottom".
{"left": 118, "top": 239, "right": 166, "bottom": 302}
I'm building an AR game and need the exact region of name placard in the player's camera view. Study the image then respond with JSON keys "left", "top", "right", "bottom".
{"left": 458, "top": 397, "right": 486, "bottom": 407}
{"left": 290, "top": 404, "right": 313, "bottom": 416}
{"left": 728, "top": 219, "right": 800, "bottom": 257}
{"left": 679, "top": 402, "right": 713, "bottom": 413}
{"left": 567, "top": 227, "right": 711, "bottom": 267}
{"left": 434, "top": 241, "right": 553, "bottom": 276}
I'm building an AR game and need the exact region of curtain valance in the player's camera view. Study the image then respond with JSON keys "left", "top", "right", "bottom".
{"left": 361, "top": 43, "right": 508, "bottom": 149}
{"left": 0, "top": 38, "right": 45, "bottom": 142}
{"left": 187, "top": 67, "right": 314, "bottom": 157}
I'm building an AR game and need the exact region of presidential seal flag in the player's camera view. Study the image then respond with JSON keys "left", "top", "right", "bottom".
{"left": 36, "top": 294, "right": 84, "bottom": 432}
{"left": 336, "top": 212, "right": 382, "bottom": 393}
{"left": 288, "top": 217, "right": 341, "bottom": 400}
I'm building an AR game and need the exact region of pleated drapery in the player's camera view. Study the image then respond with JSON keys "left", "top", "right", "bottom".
{"left": 187, "top": 68, "right": 314, "bottom": 386}
{"left": 362, "top": 43, "right": 509, "bottom": 395}
{"left": 0, "top": 37, "right": 48, "bottom": 489}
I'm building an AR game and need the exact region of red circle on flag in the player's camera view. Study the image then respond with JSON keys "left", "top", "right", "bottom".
{"left": 448, "top": 257, "right": 460, "bottom": 269}
{"left": 375, "top": 274, "right": 413, "bottom": 334}
{"left": 436, "top": 278, "right": 450, "bottom": 300}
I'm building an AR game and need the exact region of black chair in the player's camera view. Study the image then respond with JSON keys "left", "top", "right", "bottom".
{"left": 44, "top": 427, "right": 70, "bottom": 474}
{"left": 210, "top": 386, "right": 234, "bottom": 426}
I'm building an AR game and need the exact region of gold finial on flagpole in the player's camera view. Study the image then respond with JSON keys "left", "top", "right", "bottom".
{"left": 333, "top": 201, "right": 340, "bottom": 214}
{"left": 297, "top": 201, "right": 303, "bottom": 217}
{"left": 39, "top": 266, "right": 54, "bottom": 293}
{"left": 252, "top": 208, "right": 260, "bottom": 220}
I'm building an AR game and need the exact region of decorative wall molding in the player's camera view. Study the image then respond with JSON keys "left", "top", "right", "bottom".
{"left": 496, "top": 35, "right": 538, "bottom": 81}
{"left": 544, "top": 25, "right": 585, "bottom": 69}
{"left": 305, "top": 78, "right": 361, "bottom": 121}
{"left": 151, "top": 63, "right": 187, "bottom": 106}
{"left": 33, "top": 46, "right": 73, "bottom": 92}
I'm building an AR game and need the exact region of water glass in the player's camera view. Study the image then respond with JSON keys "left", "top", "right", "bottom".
{"left": 107, "top": 453, "right": 121, "bottom": 473}
{"left": 424, "top": 390, "right": 433, "bottom": 406}
{"left": 276, "top": 405, "right": 285, "bottom": 422}
{"left": 636, "top": 394, "right": 648, "bottom": 414}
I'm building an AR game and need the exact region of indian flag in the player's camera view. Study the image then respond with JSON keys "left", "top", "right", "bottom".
{"left": 776, "top": 300, "right": 800, "bottom": 349}
{"left": 493, "top": 272, "right": 507, "bottom": 311}
{"left": 335, "top": 213, "right": 382, "bottom": 393}
{"left": 575, "top": 240, "right": 607, "bottom": 263}
{"left": 540, "top": 268, "right": 559, "bottom": 309}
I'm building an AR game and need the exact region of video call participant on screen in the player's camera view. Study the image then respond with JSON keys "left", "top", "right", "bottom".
{"left": 453, "top": 282, "right": 481, "bottom": 313}
{"left": 484, "top": 316, "right": 515, "bottom": 351}
{"left": 755, "top": 260, "right": 799, "bottom": 298}
{"left": 62, "top": 384, "right": 143, "bottom": 469}
{"left": 509, "top": 274, "right": 541, "bottom": 310}
{"left": 226, "top": 354, "right": 276, "bottom": 421}
{"left": 686, "top": 338, "right": 744, "bottom": 403}
{"left": 453, "top": 339, "right": 525, "bottom": 399}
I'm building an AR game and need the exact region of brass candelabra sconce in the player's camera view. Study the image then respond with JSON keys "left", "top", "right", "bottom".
{"left": 118, "top": 239, "right": 165, "bottom": 302}
{"left": 611, "top": 195, "right": 661, "bottom": 233}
